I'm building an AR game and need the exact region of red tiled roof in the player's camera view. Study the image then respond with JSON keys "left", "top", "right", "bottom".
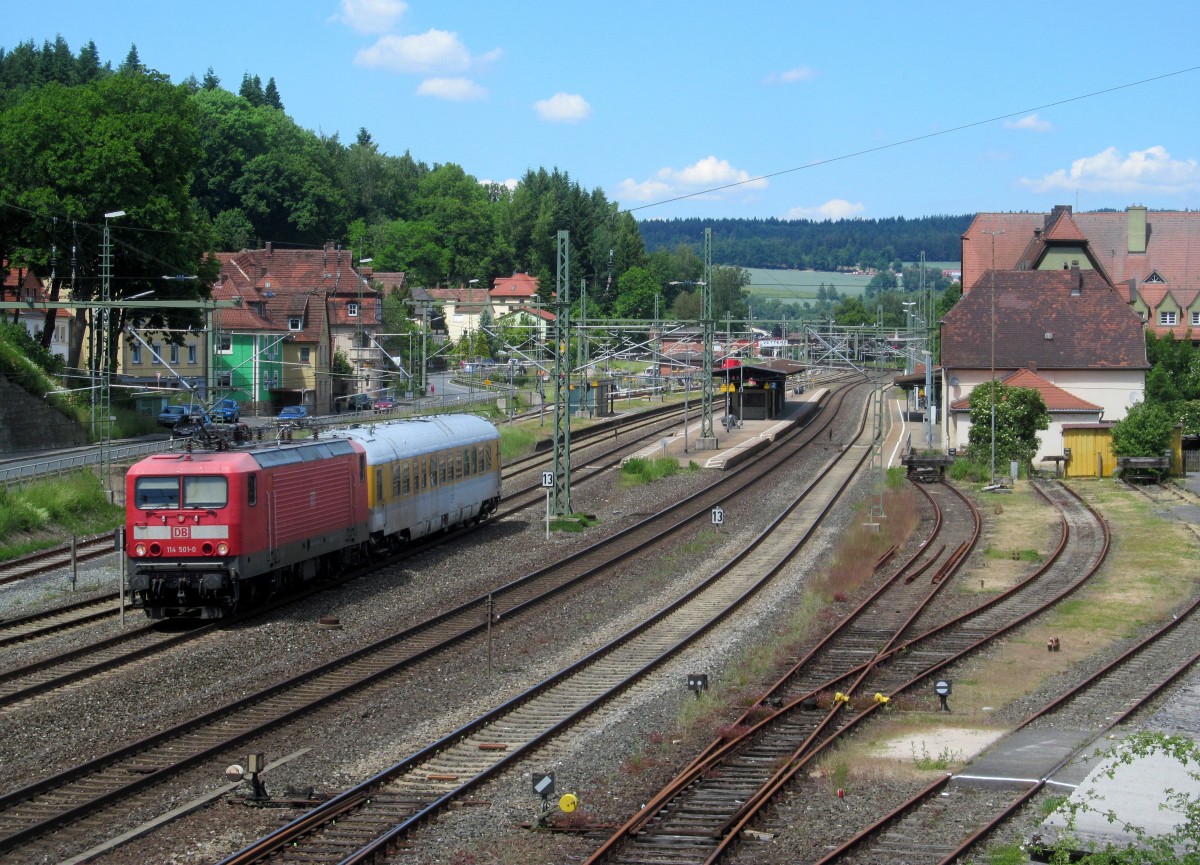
{"left": 962, "top": 207, "right": 1200, "bottom": 312}
{"left": 491, "top": 272, "right": 539, "bottom": 298}
{"left": 941, "top": 267, "right": 1148, "bottom": 371}
{"left": 949, "top": 367, "right": 1102, "bottom": 412}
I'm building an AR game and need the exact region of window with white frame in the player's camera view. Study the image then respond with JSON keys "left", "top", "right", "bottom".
{"left": 347, "top": 302, "right": 359, "bottom": 317}
{"left": 169, "top": 344, "right": 179, "bottom": 364}
{"left": 188, "top": 344, "right": 197, "bottom": 364}
{"left": 288, "top": 317, "right": 303, "bottom": 331}
{"left": 299, "top": 347, "right": 311, "bottom": 365}
{"left": 151, "top": 342, "right": 162, "bottom": 364}
{"left": 1160, "top": 311, "right": 1178, "bottom": 326}
{"left": 131, "top": 344, "right": 142, "bottom": 364}
{"left": 1192, "top": 311, "right": 1200, "bottom": 327}
{"left": 216, "top": 372, "right": 232, "bottom": 387}
{"left": 217, "top": 334, "right": 232, "bottom": 355}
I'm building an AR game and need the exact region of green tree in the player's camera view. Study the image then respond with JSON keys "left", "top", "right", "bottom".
{"left": 1111, "top": 400, "right": 1176, "bottom": 458}
{"left": 0, "top": 74, "right": 213, "bottom": 369}
{"left": 612, "top": 266, "right": 661, "bottom": 319}
{"left": 834, "top": 296, "right": 871, "bottom": 326}
{"left": 263, "top": 77, "right": 283, "bottom": 110}
{"left": 965, "top": 382, "right": 1049, "bottom": 472}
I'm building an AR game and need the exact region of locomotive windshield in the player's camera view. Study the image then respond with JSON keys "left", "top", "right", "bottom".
{"left": 134, "top": 476, "right": 228, "bottom": 509}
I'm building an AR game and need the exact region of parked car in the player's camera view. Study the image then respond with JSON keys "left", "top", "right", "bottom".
{"left": 211, "top": 398, "right": 240, "bottom": 423}
{"left": 277, "top": 405, "right": 310, "bottom": 421}
{"left": 157, "top": 404, "right": 206, "bottom": 428}
{"left": 373, "top": 396, "right": 398, "bottom": 413}
{"left": 171, "top": 409, "right": 212, "bottom": 436}
{"left": 334, "top": 393, "right": 373, "bottom": 413}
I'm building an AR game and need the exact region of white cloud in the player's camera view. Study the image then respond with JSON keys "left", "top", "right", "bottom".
{"left": 783, "top": 199, "right": 865, "bottom": 221}
{"left": 764, "top": 65, "right": 815, "bottom": 85}
{"left": 533, "top": 92, "right": 592, "bottom": 123}
{"left": 332, "top": 0, "right": 406, "bottom": 33}
{"left": 614, "top": 156, "right": 768, "bottom": 202}
{"left": 480, "top": 178, "right": 519, "bottom": 191}
{"left": 1004, "top": 113, "right": 1053, "bottom": 132}
{"left": 355, "top": 29, "right": 471, "bottom": 74}
{"left": 1022, "top": 145, "right": 1200, "bottom": 194}
{"left": 417, "top": 77, "right": 486, "bottom": 101}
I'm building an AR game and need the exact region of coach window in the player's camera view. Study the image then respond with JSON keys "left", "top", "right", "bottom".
{"left": 248, "top": 473, "right": 257, "bottom": 506}
{"left": 184, "top": 476, "right": 228, "bottom": 509}
{"left": 375, "top": 466, "right": 384, "bottom": 501}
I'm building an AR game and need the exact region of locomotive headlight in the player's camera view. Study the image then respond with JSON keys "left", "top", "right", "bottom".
{"left": 134, "top": 543, "right": 148, "bottom": 557}
{"left": 217, "top": 542, "right": 229, "bottom": 555}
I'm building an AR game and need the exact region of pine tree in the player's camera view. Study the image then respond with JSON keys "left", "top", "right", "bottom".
{"left": 202, "top": 66, "right": 220, "bottom": 90}
{"left": 238, "top": 72, "right": 264, "bottom": 106}
{"left": 264, "top": 76, "right": 283, "bottom": 110}
{"left": 120, "top": 44, "right": 142, "bottom": 74}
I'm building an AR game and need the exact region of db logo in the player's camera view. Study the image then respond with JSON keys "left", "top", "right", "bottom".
{"left": 171, "top": 526, "right": 191, "bottom": 538}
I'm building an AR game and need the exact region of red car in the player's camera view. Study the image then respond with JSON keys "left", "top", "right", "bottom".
{"left": 373, "top": 396, "right": 398, "bottom": 413}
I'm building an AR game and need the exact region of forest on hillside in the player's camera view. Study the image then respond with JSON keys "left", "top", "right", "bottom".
{"left": 638, "top": 216, "right": 970, "bottom": 271}
{"left": 0, "top": 37, "right": 967, "bottom": 350}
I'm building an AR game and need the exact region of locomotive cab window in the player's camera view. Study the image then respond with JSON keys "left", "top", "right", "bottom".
{"left": 248, "top": 473, "right": 257, "bottom": 506}
{"left": 135, "top": 476, "right": 181, "bottom": 509}
{"left": 184, "top": 476, "right": 227, "bottom": 509}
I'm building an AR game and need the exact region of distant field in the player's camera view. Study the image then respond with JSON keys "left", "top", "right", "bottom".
{"left": 738, "top": 264, "right": 960, "bottom": 304}
{"left": 740, "top": 267, "right": 870, "bottom": 302}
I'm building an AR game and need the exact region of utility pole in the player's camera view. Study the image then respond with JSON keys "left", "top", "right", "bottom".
{"left": 700, "top": 227, "right": 716, "bottom": 444}
{"left": 551, "top": 231, "right": 572, "bottom": 515}
{"left": 983, "top": 230, "right": 1004, "bottom": 485}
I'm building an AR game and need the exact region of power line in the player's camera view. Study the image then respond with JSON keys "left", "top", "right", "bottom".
{"left": 624, "top": 64, "right": 1200, "bottom": 214}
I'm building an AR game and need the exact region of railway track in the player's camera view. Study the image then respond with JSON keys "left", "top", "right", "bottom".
{"left": 211, "top": 380, "right": 883, "bottom": 864}
{"left": 0, "top": 379, "right": 868, "bottom": 861}
{"left": 0, "top": 532, "right": 115, "bottom": 586}
{"left": 583, "top": 479, "right": 1110, "bottom": 865}
{"left": 0, "top": 403, "right": 719, "bottom": 711}
{"left": 810, "top": 512, "right": 1200, "bottom": 864}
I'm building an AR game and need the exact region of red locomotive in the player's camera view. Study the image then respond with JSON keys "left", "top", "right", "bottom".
{"left": 125, "top": 415, "right": 501, "bottom": 618}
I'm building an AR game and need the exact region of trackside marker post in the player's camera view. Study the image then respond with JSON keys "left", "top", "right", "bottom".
{"left": 542, "top": 471, "right": 554, "bottom": 539}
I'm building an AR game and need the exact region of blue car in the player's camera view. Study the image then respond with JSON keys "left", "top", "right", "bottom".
{"left": 212, "top": 398, "right": 240, "bottom": 423}
{"left": 277, "top": 405, "right": 310, "bottom": 421}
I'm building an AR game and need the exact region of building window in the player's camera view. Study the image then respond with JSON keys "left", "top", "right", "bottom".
{"left": 151, "top": 342, "right": 162, "bottom": 364}
{"left": 300, "top": 347, "right": 311, "bottom": 365}
{"left": 1192, "top": 312, "right": 1200, "bottom": 327}
{"left": 131, "top": 344, "right": 141, "bottom": 364}
{"left": 169, "top": 344, "right": 179, "bottom": 364}
{"left": 188, "top": 344, "right": 197, "bottom": 364}
{"left": 217, "top": 334, "right": 232, "bottom": 355}
{"left": 216, "top": 372, "right": 232, "bottom": 387}
{"left": 289, "top": 317, "right": 303, "bottom": 331}
{"left": 347, "top": 302, "right": 359, "bottom": 318}
{"left": 1160, "top": 311, "right": 1177, "bottom": 326}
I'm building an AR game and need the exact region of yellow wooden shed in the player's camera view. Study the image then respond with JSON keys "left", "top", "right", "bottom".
{"left": 1062, "top": 422, "right": 1183, "bottom": 478}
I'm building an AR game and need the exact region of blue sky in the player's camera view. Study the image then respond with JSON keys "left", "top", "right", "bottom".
{"left": 8, "top": 1, "right": 1200, "bottom": 222}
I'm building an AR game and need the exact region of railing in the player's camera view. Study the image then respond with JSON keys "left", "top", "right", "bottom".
{"left": 0, "top": 439, "right": 174, "bottom": 489}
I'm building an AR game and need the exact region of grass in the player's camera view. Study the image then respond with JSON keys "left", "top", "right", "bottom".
{"left": 620, "top": 456, "right": 685, "bottom": 485}
{"left": 0, "top": 471, "right": 124, "bottom": 559}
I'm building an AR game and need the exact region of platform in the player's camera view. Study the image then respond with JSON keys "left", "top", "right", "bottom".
{"left": 623, "top": 389, "right": 827, "bottom": 470}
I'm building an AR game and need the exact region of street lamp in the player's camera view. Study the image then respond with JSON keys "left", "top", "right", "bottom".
{"left": 357, "top": 258, "right": 372, "bottom": 396}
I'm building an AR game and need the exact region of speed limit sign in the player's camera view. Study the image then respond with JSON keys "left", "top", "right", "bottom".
{"left": 711, "top": 506, "right": 724, "bottom": 526}
{"left": 542, "top": 471, "right": 554, "bottom": 488}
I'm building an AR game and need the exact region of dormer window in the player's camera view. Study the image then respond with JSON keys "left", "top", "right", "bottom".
{"left": 1145, "top": 271, "right": 1166, "bottom": 284}
{"left": 288, "top": 317, "right": 303, "bottom": 331}
{"left": 1160, "top": 311, "right": 1177, "bottom": 326}
{"left": 347, "top": 302, "right": 359, "bottom": 318}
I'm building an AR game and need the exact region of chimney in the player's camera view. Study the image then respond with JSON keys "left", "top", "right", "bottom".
{"left": 1127, "top": 205, "right": 1147, "bottom": 254}
{"left": 265, "top": 241, "right": 273, "bottom": 257}
{"left": 1028, "top": 360, "right": 1037, "bottom": 373}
